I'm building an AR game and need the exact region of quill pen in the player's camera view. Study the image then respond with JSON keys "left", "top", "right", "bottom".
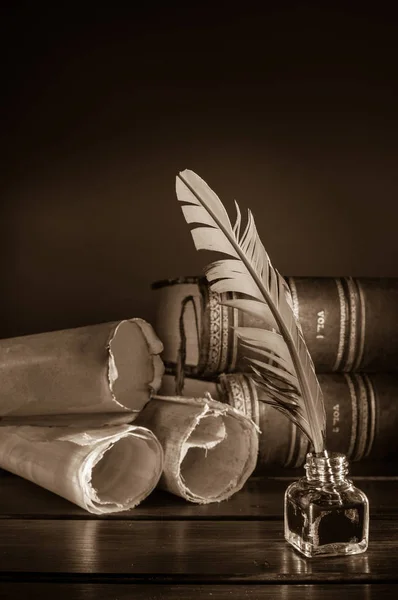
{"left": 176, "top": 169, "right": 326, "bottom": 454}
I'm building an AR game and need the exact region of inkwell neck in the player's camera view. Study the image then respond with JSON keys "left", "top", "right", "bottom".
{"left": 305, "top": 451, "right": 349, "bottom": 485}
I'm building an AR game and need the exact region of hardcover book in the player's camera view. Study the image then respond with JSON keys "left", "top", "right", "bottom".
{"left": 152, "top": 276, "right": 398, "bottom": 374}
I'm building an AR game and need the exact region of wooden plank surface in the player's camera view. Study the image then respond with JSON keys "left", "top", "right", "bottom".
{"left": 1, "top": 471, "right": 397, "bottom": 519}
{"left": 0, "top": 519, "right": 396, "bottom": 582}
{"left": 0, "top": 583, "right": 397, "bottom": 600}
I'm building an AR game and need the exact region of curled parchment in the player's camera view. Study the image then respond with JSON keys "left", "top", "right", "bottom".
{"left": 0, "top": 424, "right": 163, "bottom": 514}
{"left": 0, "top": 318, "right": 164, "bottom": 425}
{"left": 160, "top": 372, "right": 301, "bottom": 469}
{"left": 136, "top": 395, "right": 259, "bottom": 504}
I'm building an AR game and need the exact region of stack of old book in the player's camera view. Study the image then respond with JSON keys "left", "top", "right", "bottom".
{"left": 153, "top": 275, "right": 398, "bottom": 470}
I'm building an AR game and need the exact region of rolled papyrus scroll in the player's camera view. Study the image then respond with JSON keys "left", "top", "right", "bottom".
{"left": 0, "top": 424, "right": 163, "bottom": 513}
{"left": 136, "top": 395, "right": 259, "bottom": 504}
{"left": 0, "top": 318, "right": 164, "bottom": 425}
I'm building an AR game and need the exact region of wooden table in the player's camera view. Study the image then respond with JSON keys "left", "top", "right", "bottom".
{"left": 1, "top": 467, "right": 397, "bottom": 599}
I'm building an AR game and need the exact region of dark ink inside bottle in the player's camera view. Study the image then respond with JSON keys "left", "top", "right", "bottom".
{"left": 284, "top": 452, "right": 369, "bottom": 557}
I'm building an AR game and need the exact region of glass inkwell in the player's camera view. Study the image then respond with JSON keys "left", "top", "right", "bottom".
{"left": 284, "top": 450, "right": 369, "bottom": 558}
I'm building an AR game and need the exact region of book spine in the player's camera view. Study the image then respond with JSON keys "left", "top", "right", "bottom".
{"left": 152, "top": 276, "right": 398, "bottom": 374}
{"left": 286, "top": 276, "right": 398, "bottom": 372}
{"left": 160, "top": 372, "right": 398, "bottom": 469}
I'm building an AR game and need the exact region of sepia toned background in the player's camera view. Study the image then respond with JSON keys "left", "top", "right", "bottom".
{"left": 2, "top": 4, "right": 397, "bottom": 339}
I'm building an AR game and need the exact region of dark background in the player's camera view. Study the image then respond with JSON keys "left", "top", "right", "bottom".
{"left": 1, "top": 3, "right": 397, "bottom": 339}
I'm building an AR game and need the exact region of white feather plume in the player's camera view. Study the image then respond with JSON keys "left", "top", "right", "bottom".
{"left": 176, "top": 169, "right": 326, "bottom": 453}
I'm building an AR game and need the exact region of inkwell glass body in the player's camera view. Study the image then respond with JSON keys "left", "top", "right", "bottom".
{"left": 284, "top": 451, "right": 369, "bottom": 558}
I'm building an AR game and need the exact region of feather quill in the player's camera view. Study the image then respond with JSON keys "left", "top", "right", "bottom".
{"left": 176, "top": 169, "right": 326, "bottom": 453}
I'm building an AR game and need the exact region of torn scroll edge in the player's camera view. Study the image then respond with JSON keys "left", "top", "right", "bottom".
{"left": 0, "top": 424, "right": 164, "bottom": 514}
{"left": 107, "top": 318, "right": 165, "bottom": 410}
{"left": 137, "top": 395, "right": 259, "bottom": 504}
